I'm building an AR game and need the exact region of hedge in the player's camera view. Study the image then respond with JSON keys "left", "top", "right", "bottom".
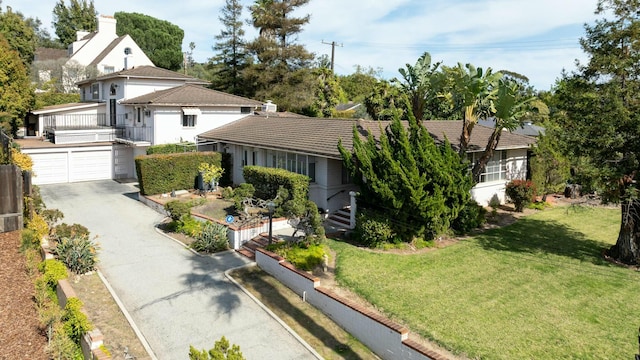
{"left": 135, "top": 151, "right": 222, "bottom": 195}
{"left": 242, "top": 166, "right": 310, "bottom": 217}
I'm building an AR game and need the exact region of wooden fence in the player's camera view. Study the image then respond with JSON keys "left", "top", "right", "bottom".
{"left": 0, "top": 164, "right": 23, "bottom": 233}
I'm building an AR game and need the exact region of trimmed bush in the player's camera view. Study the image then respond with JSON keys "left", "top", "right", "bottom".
{"left": 135, "top": 151, "right": 222, "bottom": 195}
{"left": 191, "top": 222, "right": 229, "bottom": 253}
{"left": 354, "top": 210, "right": 396, "bottom": 248}
{"left": 52, "top": 223, "right": 89, "bottom": 241}
{"left": 38, "top": 259, "right": 68, "bottom": 289}
{"left": 177, "top": 215, "right": 203, "bottom": 237}
{"left": 146, "top": 142, "right": 196, "bottom": 154}
{"left": 452, "top": 199, "right": 487, "bottom": 234}
{"left": 242, "top": 166, "right": 310, "bottom": 218}
{"left": 54, "top": 235, "right": 99, "bottom": 275}
{"left": 165, "top": 200, "right": 193, "bottom": 222}
{"left": 505, "top": 180, "right": 536, "bottom": 212}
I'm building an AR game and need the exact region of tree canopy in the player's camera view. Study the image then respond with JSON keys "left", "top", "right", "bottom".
{"left": 552, "top": 0, "right": 640, "bottom": 264}
{"left": 209, "top": 0, "right": 251, "bottom": 96}
{"left": 53, "top": 0, "right": 97, "bottom": 47}
{"left": 0, "top": 33, "right": 34, "bottom": 135}
{"left": 0, "top": 5, "right": 37, "bottom": 66}
{"left": 114, "top": 12, "right": 184, "bottom": 71}
{"left": 338, "top": 106, "right": 473, "bottom": 241}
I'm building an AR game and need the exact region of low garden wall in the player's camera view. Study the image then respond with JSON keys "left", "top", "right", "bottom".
{"left": 140, "top": 194, "right": 291, "bottom": 250}
{"left": 255, "top": 248, "right": 446, "bottom": 360}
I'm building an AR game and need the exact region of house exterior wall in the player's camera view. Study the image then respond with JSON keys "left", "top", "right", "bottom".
{"left": 150, "top": 108, "right": 249, "bottom": 145}
{"left": 94, "top": 36, "right": 153, "bottom": 73}
{"left": 470, "top": 148, "right": 529, "bottom": 206}
{"left": 67, "top": 16, "right": 118, "bottom": 66}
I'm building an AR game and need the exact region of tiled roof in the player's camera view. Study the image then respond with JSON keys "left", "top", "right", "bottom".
{"left": 31, "top": 102, "right": 101, "bottom": 115}
{"left": 198, "top": 116, "right": 536, "bottom": 159}
{"left": 76, "top": 65, "right": 208, "bottom": 85}
{"left": 89, "top": 36, "right": 127, "bottom": 67}
{"left": 121, "top": 84, "right": 264, "bottom": 107}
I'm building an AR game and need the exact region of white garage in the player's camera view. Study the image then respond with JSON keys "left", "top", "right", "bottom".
{"left": 24, "top": 145, "right": 115, "bottom": 185}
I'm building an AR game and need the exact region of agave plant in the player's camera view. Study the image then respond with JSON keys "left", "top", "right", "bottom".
{"left": 53, "top": 235, "right": 99, "bottom": 274}
{"left": 191, "top": 222, "right": 229, "bottom": 253}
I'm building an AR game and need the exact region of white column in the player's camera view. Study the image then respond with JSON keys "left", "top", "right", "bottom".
{"left": 349, "top": 191, "right": 357, "bottom": 229}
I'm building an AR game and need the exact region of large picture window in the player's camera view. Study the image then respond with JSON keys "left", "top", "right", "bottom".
{"left": 266, "top": 150, "right": 316, "bottom": 182}
{"left": 470, "top": 151, "right": 507, "bottom": 183}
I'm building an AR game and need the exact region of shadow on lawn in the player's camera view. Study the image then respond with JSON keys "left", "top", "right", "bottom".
{"left": 475, "top": 217, "right": 613, "bottom": 265}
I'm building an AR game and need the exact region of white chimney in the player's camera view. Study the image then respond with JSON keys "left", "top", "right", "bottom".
{"left": 124, "top": 54, "right": 134, "bottom": 70}
{"left": 262, "top": 100, "right": 277, "bottom": 113}
{"left": 97, "top": 15, "right": 117, "bottom": 36}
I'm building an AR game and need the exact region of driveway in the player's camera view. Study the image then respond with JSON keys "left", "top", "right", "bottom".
{"left": 40, "top": 180, "right": 319, "bottom": 360}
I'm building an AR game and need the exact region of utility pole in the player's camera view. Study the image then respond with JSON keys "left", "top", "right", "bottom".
{"left": 321, "top": 40, "right": 343, "bottom": 73}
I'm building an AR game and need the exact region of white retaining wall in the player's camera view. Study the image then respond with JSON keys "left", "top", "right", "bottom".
{"left": 255, "top": 248, "right": 445, "bottom": 360}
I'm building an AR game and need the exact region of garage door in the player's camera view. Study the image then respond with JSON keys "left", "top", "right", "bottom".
{"left": 30, "top": 152, "right": 69, "bottom": 184}
{"left": 69, "top": 150, "right": 112, "bottom": 182}
{"left": 26, "top": 146, "right": 114, "bottom": 185}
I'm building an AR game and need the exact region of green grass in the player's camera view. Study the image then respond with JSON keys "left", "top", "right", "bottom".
{"left": 329, "top": 206, "right": 639, "bottom": 359}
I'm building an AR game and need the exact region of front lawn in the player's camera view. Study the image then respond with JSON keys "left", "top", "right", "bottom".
{"left": 329, "top": 206, "right": 639, "bottom": 359}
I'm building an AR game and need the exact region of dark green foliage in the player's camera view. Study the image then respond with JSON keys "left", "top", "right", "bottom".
{"left": 114, "top": 12, "right": 184, "bottom": 71}
{"left": 62, "top": 297, "right": 93, "bottom": 345}
{"left": 146, "top": 143, "right": 196, "bottom": 155}
{"left": 53, "top": 235, "right": 99, "bottom": 274}
{"left": 530, "top": 126, "right": 570, "bottom": 198}
{"left": 339, "top": 108, "right": 473, "bottom": 241}
{"left": 20, "top": 228, "right": 40, "bottom": 251}
{"left": 231, "top": 183, "right": 255, "bottom": 211}
{"left": 242, "top": 166, "right": 310, "bottom": 218}
{"left": 0, "top": 34, "right": 34, "bottom": 134}
{"left": 135, "top": 151, "right": 222, "bottom": 195}
{"left": 354, "top": 210, "right": 396, "bottom": 247}
{"left": 52, "top": 223, "right": 89, "bottom": 240}
{"left": 451, "top": 199, "right": 487, "bottom": 234}
{"left": 189, "top": 335, "right": 245, "bottom": 360}
{"left": 53, "top": 0, "right": 97, "bottom": 47}
{"left": 505, "top": 180, "right": 536, "bottom": 212}
{"left": 164, "top": 200, "right": 193, "bottom": 222}
{"left": 0, "top": 6, "right": 37, "bottom": 66}
{"left": 363, "top": 80, "right": 405, "bottom": 120}
{"left": 191, "top": 222, "right": 229, "bottom": 253}
{"left": 209, "top": 0, "right": 251, "bottom": 96}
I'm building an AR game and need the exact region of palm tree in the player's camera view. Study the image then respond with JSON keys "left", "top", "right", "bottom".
{"left": 392, "top": 52, "right": 442, "bottom": 120}
{"left": 249, "top": 0, "right": 276, "bottom": 40}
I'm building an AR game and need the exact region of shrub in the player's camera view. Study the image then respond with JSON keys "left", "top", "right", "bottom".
{"left": 10, "top": 148, "right": 33, "bottom": 171}
{"left": 220, "top": 186, "right": 234, "bottom": 199}
{"left": 47, "top": 323, "right": 82, "bottom": 360}
{"left": 270, "top": 243, "right": 326, "bottom": 271}
{"left": 232, "top": 183, "right": 255, "bottom": 211}
{"left": 354, "top": 210, "right": 396, "bottom": 247}
{"left": 191, "top": 222, "right": 229, "bottom": 253}
{"left": 505, "top": 180, "right": 536, "bottom": 212}
{"left": 38, "top": 259, "right": 68, "bottom": 289}
{"left": 62, "top": 297, "right": 93, "bottom": 344}
{"left": 41, "top": 208, "right": 64, "bottom": 230}
{"left": 189, "top": 336, "right": 245, "bottom": 360}
{"left": 26, "top": 212, "right": 49, "bottom": 243}
{"left": 242, "top": 166, "right": 310, "bottom": 218}
{"left": 146, "top": 142, "right": 196, "bottom": 154}
{"left": 165, "top": 200, "right": 193, "bottom": 222}
{"left": 52, "top": 223, "right": 90, "bottom": 241}
{"left": 177, "top": 215, "right": 203, "bottom": 238}
{"left": 21, "top": 228, "right": 41, "bottom": 251}
{"left": 452, "top": 199, "right": 487, "bottom": 234}
{"left": 54, "top": 235, "right": 99, "bottom": 275}
{"left": 198, "top": 162, "right": 224, "bottom": 185}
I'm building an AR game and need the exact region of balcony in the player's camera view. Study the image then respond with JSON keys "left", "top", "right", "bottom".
{"left": 41, "top": 114, "right": 118, "bottom": 145}
{"left": 115, "top": 125, "right": 153, "bottom": 146}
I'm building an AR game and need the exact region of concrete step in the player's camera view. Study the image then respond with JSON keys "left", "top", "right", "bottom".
{"left": 236, "top": 247, "right": 255, "bottom": 260}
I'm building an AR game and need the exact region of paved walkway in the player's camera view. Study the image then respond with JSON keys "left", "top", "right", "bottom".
{"left": 40, "top": 180, "right": 319, "bottom": 360}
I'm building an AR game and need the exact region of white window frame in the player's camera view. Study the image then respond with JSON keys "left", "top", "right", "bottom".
{"left": 471, "top": 150, "right": 508, "bottom": 183}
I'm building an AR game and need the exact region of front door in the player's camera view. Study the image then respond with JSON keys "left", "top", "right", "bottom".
{"left": 109, "top": 99, "right": 116, "bottom": 126}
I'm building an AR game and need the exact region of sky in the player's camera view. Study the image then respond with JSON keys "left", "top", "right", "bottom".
{"left": 3, "top": 0, "right": 602, "bottom": 90}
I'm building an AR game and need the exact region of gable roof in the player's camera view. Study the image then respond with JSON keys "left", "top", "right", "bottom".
{"left": 198, "top": 116, "right": 536, "bottom": 159}
{"left": 121, "top": 84, "right": 264, "bottom": 108}
{"left": 76, "top": 65, "right": 209, "bottom": 86}
{"left": 89, "top": 35, "right": 127, "bottom": 67}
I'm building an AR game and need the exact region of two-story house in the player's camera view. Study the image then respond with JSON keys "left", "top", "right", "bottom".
{"left": 20, "top": 65, "right": 263, "bottom": 185}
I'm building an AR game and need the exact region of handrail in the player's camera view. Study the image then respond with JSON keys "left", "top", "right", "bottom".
{"left": 327, "top": 189, "right": 346, "bottom": 202}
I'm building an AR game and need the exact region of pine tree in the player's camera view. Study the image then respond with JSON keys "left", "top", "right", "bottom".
{"left": 244, "top": 0, "right": 315, "bottom": 110}
{"left": 53, "top": 0, "right": 97, "bottom": 47}
{"left": 339, "top": 106, "right": 472, "bottom": 241}
{"left": 210, "top": 0, "right": 250, "bottom": 96}
{"left": 0, "top": 34, "right": 34, "bottom": 135}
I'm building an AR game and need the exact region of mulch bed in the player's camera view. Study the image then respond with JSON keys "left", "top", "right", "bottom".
{"left": 0, "top": 231, "right": 48, "bottom": 360}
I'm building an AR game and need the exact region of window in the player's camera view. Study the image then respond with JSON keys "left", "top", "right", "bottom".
{"left": 182, "top": 114, "right": 196, "bottom": 127}
{"left": 109, "top": 83, "right": 117, "bottom": 96}
{"left": 265, "top": 150, "right": 315, "bottom": 182}
{"left": 91, "top": 83, "right": 99, "bottom": 100}
{"left": 241, "top": 107, "right": 251, "bottom": 114}
{"left": 124, "top": 47, "right": 132, "bottom": 55}
{"left": 104, "top": 66, "right": 115, "bottom": 74}
{"left": 471, "top": 151, "right": 507, "bottom": 183}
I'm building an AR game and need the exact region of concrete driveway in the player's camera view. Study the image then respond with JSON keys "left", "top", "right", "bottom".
{"left": 40, "top": 180, "right": 319, "bottom": 360}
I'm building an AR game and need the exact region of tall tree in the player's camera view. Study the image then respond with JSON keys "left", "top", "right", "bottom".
{"left": 392, "top": 52, "right": 442, "bottom": 120}
{"left": 363, "top": 80, "right": 405, "bottom": 120}
{"left": 244, "top": 0, "right": 315, "bottom": 110}
{"left": 210, "top": 0, "right": 251, "bottom": 96}
{"left": 311, "top": 67, "right": 344, "bottom": 117}
{"left": 114, "top": 12, "right": 184, "bottom": 71}
{"left": 338, "top": 105, "right": 473, "bottom": 241}
{"left": 0, "top": 34, "right": 34, "bottom": 135}
{"left": 339, "top": 65, "right": 380, "bottom": 104}
{"left": 0, "top": 6, "right": 37, "bottom": 66}
{"left": 554, "top": 0, "right": 640, "bottom": 265}
{"left": 53, "top": 0, "right": 97, "bottom": 47}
